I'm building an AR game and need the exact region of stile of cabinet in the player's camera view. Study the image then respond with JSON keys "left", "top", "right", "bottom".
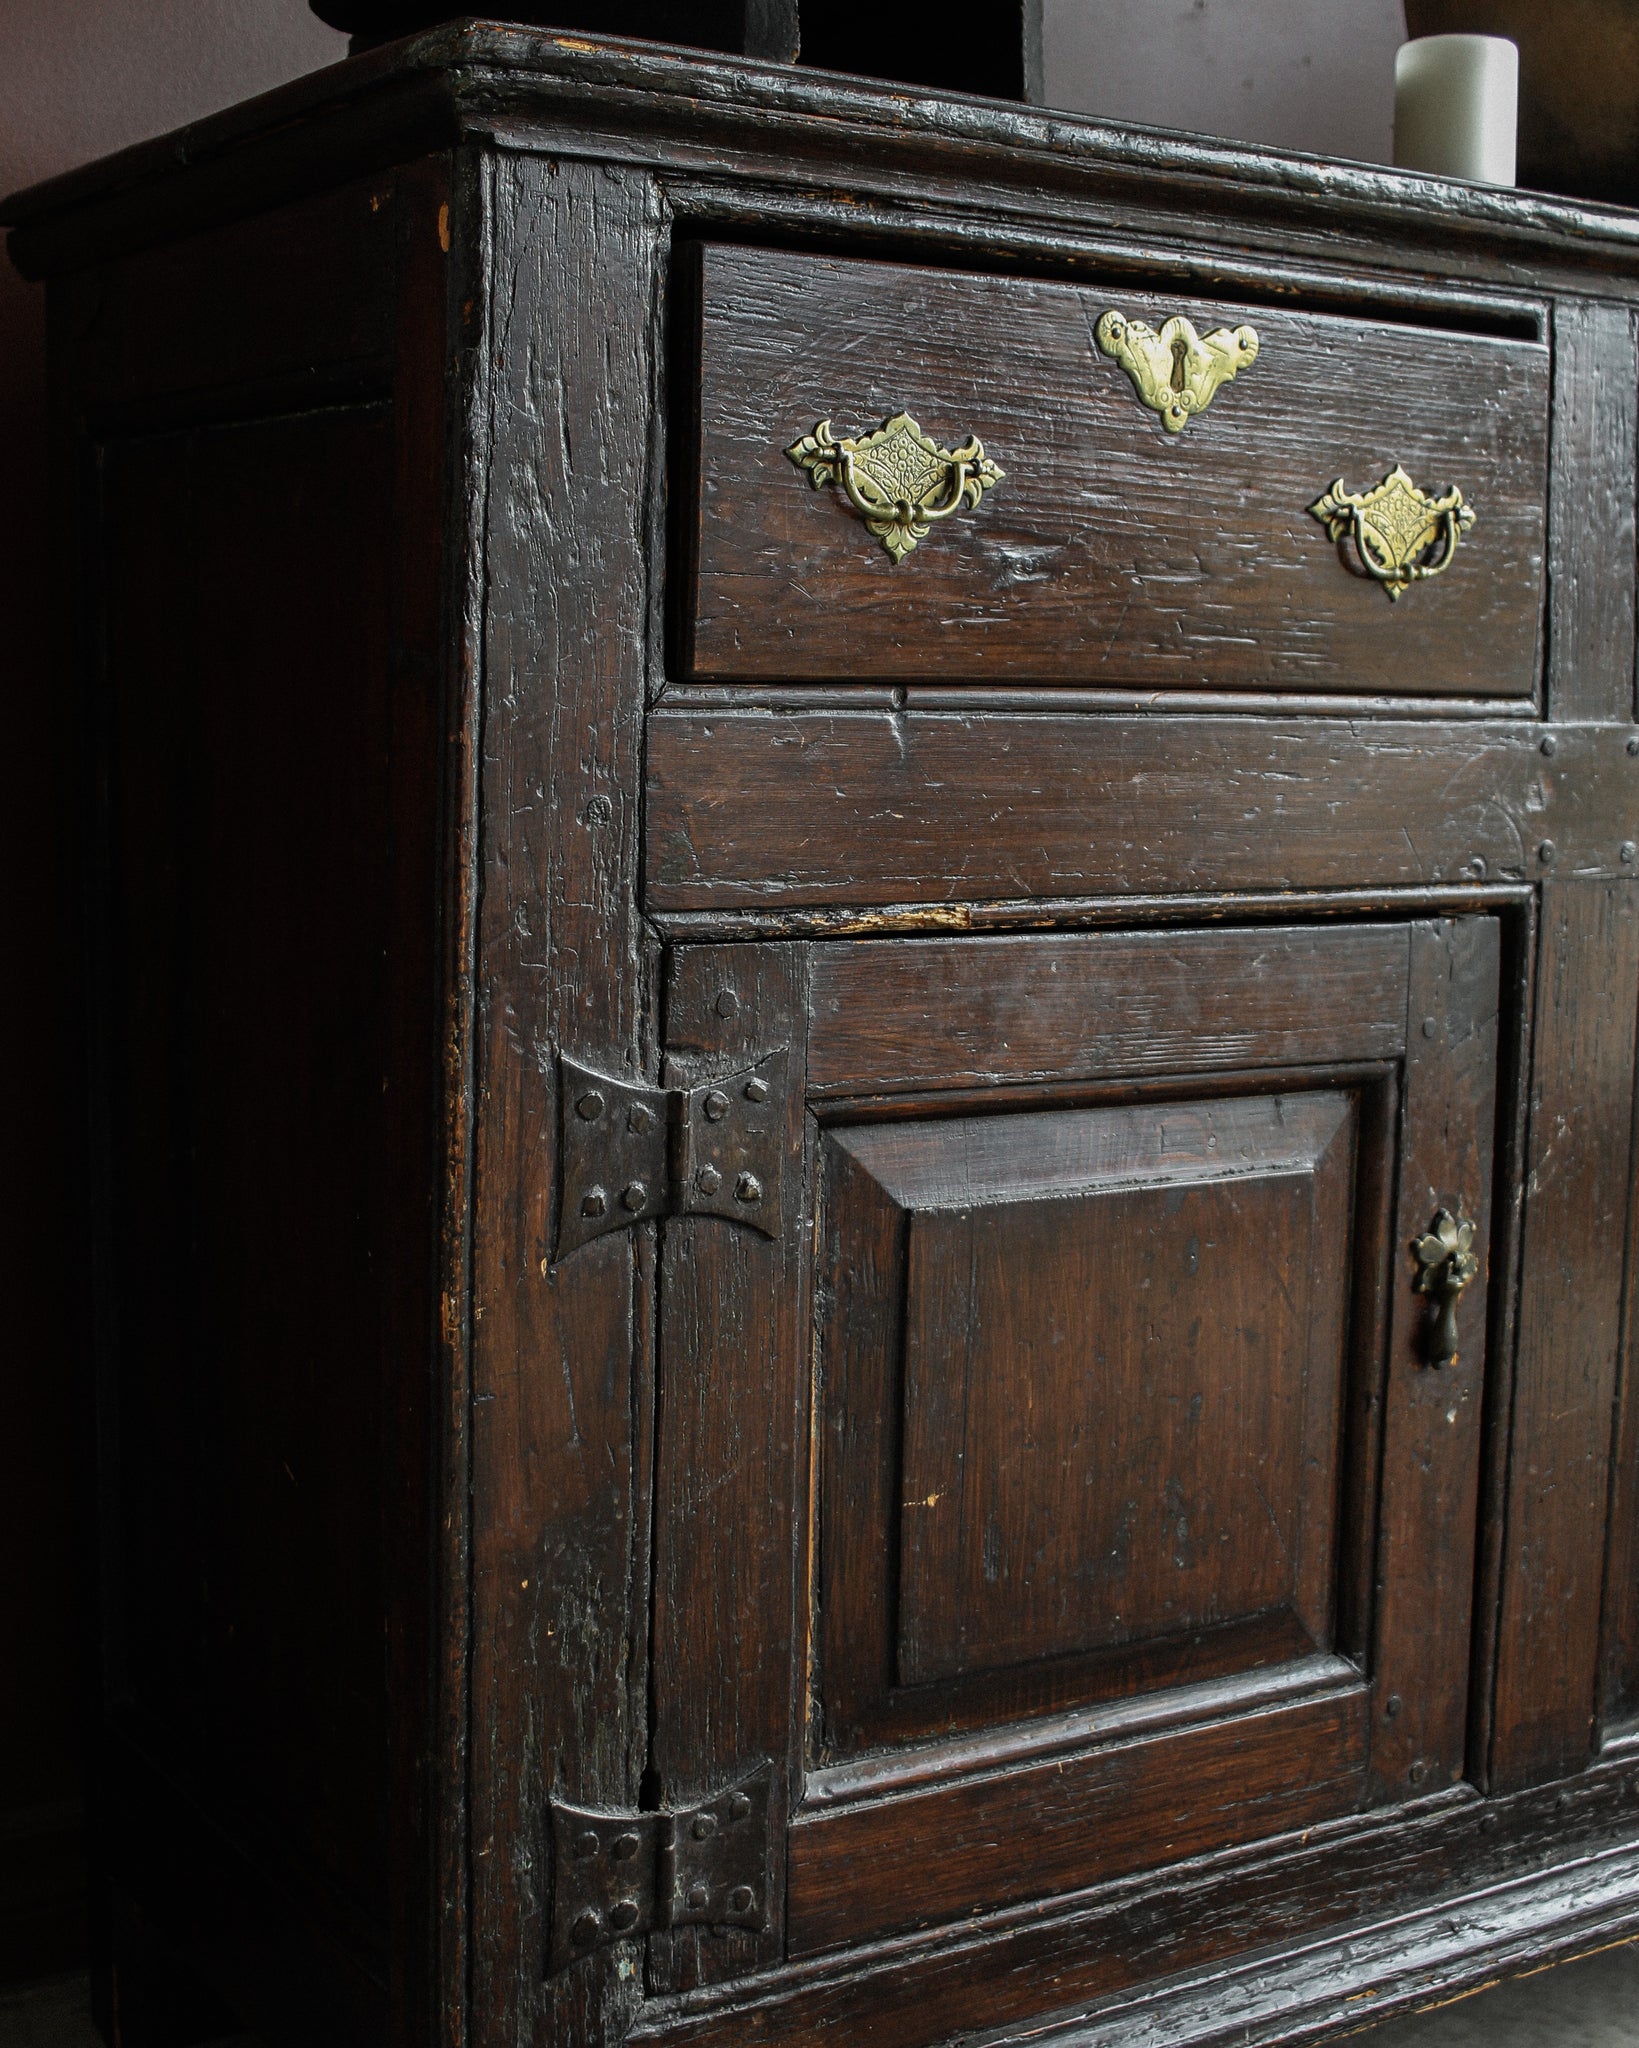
{"left": 17, "top": 34, "right": 1639, "bottom": 2048}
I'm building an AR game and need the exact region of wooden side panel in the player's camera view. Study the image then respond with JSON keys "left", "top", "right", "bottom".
{"left": 1493, "top": 881, "right": 1639, "bottom": 1786}
{"left": 686, "top": 246, "right": 1548, "bottom": 694}
{"left": 645, "top": 712, "right": 1639, "bottom": 912}
{"left": 1368, "top": 919, "right": 1500, "bottom": 1801}
{"left": 465, "top": 155, "right": 662, "bottom": 2048}
{"left": 1548, "top": 299, "right": 1638, "bottom": 724}
{"left": 650, "top": 943, "right": 811, "bottom": 1991}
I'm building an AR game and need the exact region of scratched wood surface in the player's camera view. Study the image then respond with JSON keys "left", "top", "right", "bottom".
{"left": 646, "top": 712, "right": 1639, "bottom": 912}
{"left": 1491, "top": 880, "right": 1639, "bottom": 1788}
{"left": 464, "top": 152, "right": 661, "bottom": 2048}
{"left": 685, "top": 244, "right": 1549, "bottom": 693}
{"left": 650, "top": 943, "right": 811, "bottom": 1992}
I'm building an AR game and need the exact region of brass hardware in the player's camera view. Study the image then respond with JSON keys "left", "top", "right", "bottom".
{"left": 1094, "top": 310, "right": 1259, "bottom": 431}
{"left": 785, "top": 412, "right": 1004, "bottom": 562}
{"left": 1412, "top": 1208, "right": 1480, "bottom": 1367}
{"left": 1309, "top": 466, "right": 1476, "bottom": 600}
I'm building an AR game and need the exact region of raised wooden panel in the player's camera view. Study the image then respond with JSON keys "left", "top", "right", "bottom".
{"left": 850, "top": 1092, "right": 1356, "bottom": 1688}
{"left": 816, "top": 1083, "right": 1376, "bottom": 1753}
{"left": 684, "top": 244, "right": 1548, "bottom": 694}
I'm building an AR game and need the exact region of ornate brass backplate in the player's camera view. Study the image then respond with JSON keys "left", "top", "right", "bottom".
{"left": 1412, "top": 1208, "right": 1480, "bottom": 1368}
{"left": 1309, "top": 465, "right": 1476, "bottom": 600}
{"left": 1094, "top": 310, "right": 1260, "bottom": 431}
{"left": 785, "top": 412, "right": 1004, "bottom": 562}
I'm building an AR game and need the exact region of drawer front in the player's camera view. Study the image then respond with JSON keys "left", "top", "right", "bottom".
{"left": 683, "top": 244, "right": 1548, "bottom": 696}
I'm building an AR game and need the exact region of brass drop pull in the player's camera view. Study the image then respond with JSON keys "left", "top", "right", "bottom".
{"left": 785, "top": 411, "right": 1004, "bottom": 563}
{"left": 1094, "top": 310, "right": 1259, "bottom": 431}
{"left": 1412, "top": 1209, "right": 1480, "bottom": 1367}
{"left": 1309, "top": 466, "right": 1476, "bottom": 600}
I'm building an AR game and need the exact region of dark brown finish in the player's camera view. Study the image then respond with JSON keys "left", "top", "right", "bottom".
{"left": 686, "top": 244, "right": 1549, "bottom": 693}
{"left": 10, "top": 25, "right": 1639, "bottom": 2048}
{"left": 1367, "top": 918, "right": 1499, "bottom": 1803}
{"left": 789, "top": 1684, "right": 1369, "bottom": 1955}
{"left": 464, "top": 149, "right": 661, "bottom": 2048}
{"left": 1492, "top": 880, "right": 1639, "bottom": 1788}
{"left": 888, "top": 1091, "right": 1353, "bottom": 1688}
{"left": 649, "top": 943, "right": 811, "bottom": 1992}
{"left": 804, "top": 924, "right": 1411, "bottom": 1091}
{"left": 1547, "top": 300, "right": 1639, "bottom": 723}
{"left": 646, "top": 713, "right": 1639, "bottom": 912}
{"left": 789, "top": 917, "right": 1493, "bottom": 1958}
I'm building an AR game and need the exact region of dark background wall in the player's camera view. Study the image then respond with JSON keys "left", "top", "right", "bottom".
{"left": 0, "top": 0, "right": 1408, "bottom": 1990}
{"left": 0, "top": 0, "right": 346, "bottom": 1984}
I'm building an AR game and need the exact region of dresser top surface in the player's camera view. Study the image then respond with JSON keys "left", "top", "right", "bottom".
{"left": 8, "top": 17, "right": 1639, "bottom": 286}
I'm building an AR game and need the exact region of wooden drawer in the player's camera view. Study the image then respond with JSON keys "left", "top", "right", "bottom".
{"left": 682, "top": 244, "right": 1549, "bottom": 696}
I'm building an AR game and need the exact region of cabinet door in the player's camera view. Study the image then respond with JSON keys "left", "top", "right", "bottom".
{"left": 654, "top": 918, "right": 1498, "bottom": 1965}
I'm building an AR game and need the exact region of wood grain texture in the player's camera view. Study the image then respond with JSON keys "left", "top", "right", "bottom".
{"left": 1492, "top": 881, "right": 1639, "bottom": 1787}
{"left": 806, "top": 924, "right": 1411, "bottom": 1094}
{"left": 808, "top": 921, "right": 1407, "bottom": 1758}
{"left": 1547, "top": 299, "right": 1639, "bottom": 724}
{"left": 785, "top": 1685, "right": 1367, "bottom": 1955}
{"left": 464, "top": 152, "right": 661, "bottom": 2048}
{"left": 883, "top": 1094, "right": 1353, "bottom": 1685}
{"left": 645, "top": 712, "right": 1639, "bottom": 911}
{"left": 650, "top": 942, "right": 811, "bottom": 1991}
{"left": 635, "top": 1763, "right": 1639, "bottom": 2048}
{"left": 686, "top": 244, "right": 1547, "bottom": 693}
{"left": 1367, "top": 919, "right": 1500, "bottom": 1803}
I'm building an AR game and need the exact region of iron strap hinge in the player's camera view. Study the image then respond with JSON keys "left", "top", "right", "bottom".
{"left": 547, "top": 1766, "right": 773, "bottom": 1972}
{"left": 554, "top": 1048, "right": 788, "bottom": 1261}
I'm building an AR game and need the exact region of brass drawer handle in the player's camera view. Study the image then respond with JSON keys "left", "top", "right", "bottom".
{"left": 1412, "top": 1208, "right": 1480, "bottom": 1367}
{"left": 786, "top": 412, "right": 1004, "bottom": 562}
{"left": 1095, "top": 309, "right": 1259, "bottom": 431}
{"left": 1310, "top": 465, "right": 1476, "bottom": 600}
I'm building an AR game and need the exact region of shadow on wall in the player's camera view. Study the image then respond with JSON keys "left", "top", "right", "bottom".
{"left": 0, "top": 0, "right": 346, "bottom": 1987}
{"left": 1042, "top": 0, "right": 1410, "bottom": 165}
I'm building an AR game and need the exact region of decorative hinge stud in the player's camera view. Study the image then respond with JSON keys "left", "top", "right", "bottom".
{"left": 547, "top": 1766, "right": 773, "bottom": 1972}
{"left": 554, "top": 1049, "right": 787, "bottom": 1261}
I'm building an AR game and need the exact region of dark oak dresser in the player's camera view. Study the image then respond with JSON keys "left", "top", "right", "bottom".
{"left": 10, "top": 21, "right": 1639, "bottom": 2047}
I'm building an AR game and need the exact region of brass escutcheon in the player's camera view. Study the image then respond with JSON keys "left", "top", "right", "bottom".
{"left": 1412, "top": 1208, "right": 1480, "bottom": 1368}
{"left": 785, "top": 412, "right": 1004, "bottom": 562}
{"left": 1094, "top": 309, "right": 1260, "bottom": 430}
{"left": 1310, "top": 465, "right": 1476, "bottom": 600}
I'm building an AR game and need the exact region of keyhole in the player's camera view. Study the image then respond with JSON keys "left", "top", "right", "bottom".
{"left": 1170, "top": 335, "right": 1190, "bottom": 392}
